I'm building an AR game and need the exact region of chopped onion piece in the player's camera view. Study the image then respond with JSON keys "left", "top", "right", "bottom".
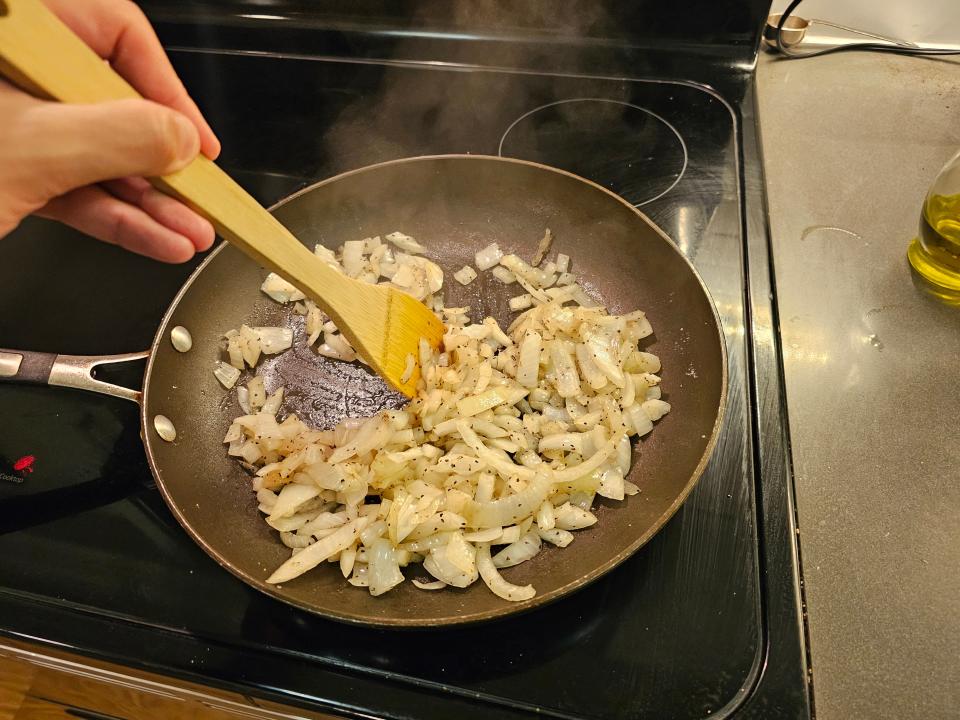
{"left": 341, "top": 240, "right": 365, "bottom": 277}
{"left": 454, "top": 265, "right": 478, "bottom": 286}
{"left": 214, "top": 361, "right": 240, "bottom": 389}
{"left": 491, "top": 266, "right": 516, "bottom": 284}
{"left": 262, "top": 386, "right": 284, "bottom": 416}
{"left": 509, "top": 294, "right": 534, "bottom": 312}
{"left": 236, "top": 386, "right": 250, "bottom": 414}
{"left": 531, "top": 228, "right": 553, "bottom": 267}
{"left": 254, "top": 327, "right": 293, "bottom": 355}
{"left": 475, "top": 243, "right": 504, "bottom": 271}
{"left": 385, "top": 231, "right": 426, "bottom": 254}
{"left": 247, "top": 376, "right": 266, "bottom": 412}
{"left": 261, "top": 272, "right": 305, "bottom": 303}
{"left": 400, "top": 353, "right": 416, "bottom": 385}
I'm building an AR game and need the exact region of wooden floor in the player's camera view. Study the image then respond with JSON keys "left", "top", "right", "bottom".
{"left": 0, "top": 656, "right": 63, "bottom": 720}
{"left": 0, "top": 653, "right": 250, "bottom": 718}
{"left": 0, "top": 645, "right": 341, "bottom": 720}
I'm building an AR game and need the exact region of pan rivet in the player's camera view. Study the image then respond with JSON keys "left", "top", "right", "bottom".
{"left": 170, "top": 326, "right": 193, "bottom": 353}
{"left": 154, "top": 414, "right": 177, "bottom": 442}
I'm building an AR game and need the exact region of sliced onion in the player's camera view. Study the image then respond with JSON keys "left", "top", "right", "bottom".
{"left": 424, "top": 546, "right": 478, "bottom": 587}
{"left": 444, "top": 531, "right": 477, "bottom": 574}
{"left": 625, "top": 403, "right": 654, "bottom": 437}
{"left": 368, "top": 538, "right": 405, "bottom": 596}
{"left": 492, "top": 530, "right": 541, "bottom": 568}
{"left": 412, "top": 578, "right": 446, "bottom": 590}
{"left": 536, "top": 500, "right": 555, "bottom": 531}
{"left": 554, "top": 502, "right": 597, "bottom": 530}
{"left": 462, "top": 526, "right": 502, "bottom": 542}
{"left": 230, "top": 235, "right": 675, "bottom": 601}
{"left": 267, "top": 517, "right": 368, "bottom": 584}
{"left": 538, "top": 528, "right": 574, "bottom": 547}
{"left": 467, "top": 476, "right": 550, "bottom": 528}
{"left": 642, "top": 399, "right": 671, "bottom": 421}
{"left": 268, "top": 483, "right": 320, "bottom": 521}
{"left": 596, "top": 464, "right": 625, "bottom": 501}
{"left": 339, "top": 544, "right": 357, "bottom": 578}
{"left": 515, "top": 330, "right": 541, "bottom": 388}
{"left": 476, "top": 543, "right": 536, "bottom": 602}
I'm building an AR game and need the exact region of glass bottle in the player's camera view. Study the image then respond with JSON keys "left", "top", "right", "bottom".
{"left": 907, "top": 149, "right": 960, "bottom": 299}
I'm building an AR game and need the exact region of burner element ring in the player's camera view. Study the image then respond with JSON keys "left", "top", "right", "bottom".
{"left": 498, "top": 98, "right": 688, "bottom": 207}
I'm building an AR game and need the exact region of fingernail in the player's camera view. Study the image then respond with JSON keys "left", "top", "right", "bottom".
{"left": 171, "top": 114, "right": 200, "bottom": 164}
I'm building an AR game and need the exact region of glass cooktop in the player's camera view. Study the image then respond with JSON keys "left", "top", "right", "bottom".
{"left": 0, "top": 48, "right": 801, "bottom": 719}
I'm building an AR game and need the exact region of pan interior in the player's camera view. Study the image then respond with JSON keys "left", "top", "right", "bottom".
{"left": 141, "top": 156, "right": 725, "bottom": 626}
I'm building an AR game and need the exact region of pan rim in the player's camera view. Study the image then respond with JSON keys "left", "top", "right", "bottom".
{"left": 141, "top": 154, "right": 728, "bottom": 628}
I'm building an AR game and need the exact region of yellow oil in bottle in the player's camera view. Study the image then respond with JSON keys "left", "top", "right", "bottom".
{"left": 907, "top": 193, "right": 960, "bottom": 295}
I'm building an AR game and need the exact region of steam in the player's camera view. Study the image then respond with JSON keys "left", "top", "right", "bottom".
{"left": 322, "top": 0, "right": 623, "bottom": 170}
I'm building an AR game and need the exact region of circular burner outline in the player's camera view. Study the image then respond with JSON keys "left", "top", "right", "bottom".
{"left": 497, "top": 97, "right": 689, "bottom": 207}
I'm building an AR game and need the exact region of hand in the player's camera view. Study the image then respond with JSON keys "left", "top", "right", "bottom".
{"left": 0, "top": 0, "right": 221, "bottom": 262}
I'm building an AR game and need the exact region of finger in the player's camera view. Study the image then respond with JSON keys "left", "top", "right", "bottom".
{"left": 28, "top": 98, "right": 200, "bottom": 197}
{"left": 38, "top": 186, "right": 196, "bottom": 263}
{"left": 104, "top": 178, "right": 215, "bottom": 253}
{"left": 41, "top": 0, "right": 220, "bottom": 159}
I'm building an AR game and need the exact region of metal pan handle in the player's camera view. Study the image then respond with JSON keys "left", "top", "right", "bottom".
{"left": 0, "top": 348, "right": 149, "bottom": 403}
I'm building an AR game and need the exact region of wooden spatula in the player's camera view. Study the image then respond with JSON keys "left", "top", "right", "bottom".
{"left": 0, "top": 0, "right": 443, "bottom": 398}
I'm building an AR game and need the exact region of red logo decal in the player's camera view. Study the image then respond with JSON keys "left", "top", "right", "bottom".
{"left": 13, "top": 455, "right": 35, "bottom": 473}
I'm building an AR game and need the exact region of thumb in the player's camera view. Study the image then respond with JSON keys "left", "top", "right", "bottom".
{"left": 31, "top": 98, "right": 200, "bottom": 196}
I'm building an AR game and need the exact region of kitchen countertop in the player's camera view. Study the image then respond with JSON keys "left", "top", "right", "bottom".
{"left": 757, "top": 51, "right": 960, "bottom": 719}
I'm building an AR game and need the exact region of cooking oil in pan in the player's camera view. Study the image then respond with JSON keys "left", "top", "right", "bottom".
{"left": 907, "top": 193, "right": 960, "bottom": 296}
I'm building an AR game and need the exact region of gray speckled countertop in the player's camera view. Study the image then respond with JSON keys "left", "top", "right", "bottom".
{"left": 757, "top": 52, "right": 960, "bottom": 719}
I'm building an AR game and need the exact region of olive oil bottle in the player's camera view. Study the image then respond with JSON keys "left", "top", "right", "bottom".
{"left": 908, "top": 150, "right": 960, "bottom": 298}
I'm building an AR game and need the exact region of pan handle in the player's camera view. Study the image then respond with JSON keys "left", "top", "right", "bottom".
{"left": 0, "top": 348, "right": 148, "bottom": 403}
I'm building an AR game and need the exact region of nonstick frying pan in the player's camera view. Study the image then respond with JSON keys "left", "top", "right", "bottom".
{"left": 0, "top": 156, "right": 726, "bottom": 627}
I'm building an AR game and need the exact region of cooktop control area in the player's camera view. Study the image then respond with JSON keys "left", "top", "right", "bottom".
{"left": 0, "top": 50, "right": 794, "bottom": 719}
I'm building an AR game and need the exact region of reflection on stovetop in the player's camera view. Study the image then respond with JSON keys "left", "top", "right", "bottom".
{"left": 0, "top": 52, "right": 758, "bottom": 719}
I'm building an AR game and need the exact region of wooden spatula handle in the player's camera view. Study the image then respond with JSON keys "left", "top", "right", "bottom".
{"left": 0, "top": 0, "right": 353, "bottom": 304}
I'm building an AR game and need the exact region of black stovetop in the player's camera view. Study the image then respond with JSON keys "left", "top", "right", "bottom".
{"left": 0, "top": 10, "right": 810, "bottom": 720}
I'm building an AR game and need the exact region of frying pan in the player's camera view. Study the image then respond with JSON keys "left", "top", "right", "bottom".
{"left": 0, "top": 155, "right": 726, "bottom": 627}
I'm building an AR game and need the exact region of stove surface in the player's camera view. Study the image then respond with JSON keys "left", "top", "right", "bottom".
{"left": 0, "top": 46, "right": 804, "bottom": 720}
